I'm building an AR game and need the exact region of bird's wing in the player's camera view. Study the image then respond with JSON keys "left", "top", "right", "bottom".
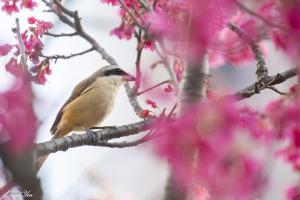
{"left": 50, "top": 76, "right": 97, "bottom": 135}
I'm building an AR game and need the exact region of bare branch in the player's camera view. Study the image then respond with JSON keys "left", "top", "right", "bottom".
{"left": 133, "top": 29, "right": 144, "bottom": 93}
{"left": 14, "top": 18, "right": 28, "bottom": 70}
{"left": 43, "top": 31, "right": 77, "bottom": 37}
{"left": 137, "top": 80, "right": 170, "bottom": 96}
{"left": 40, "top": 47, "right": 94, "bottom": 60}
{"left": 42, "top": 0, "right": 117, "bottom": 65}
{"left": 228, "top": 68, "right": 297, "bottom": 100}
{"left": 228, "top": 23, "right": 268, "bottom": 81}
{"left": 90, "top": 132, "right": 153, "bottom": 148}
{"left": 154, "top": 43, "right": 178, "bottom": 90}
{"left": 35, "top": 119, "right": 154, "bottom": 157}
{"left": 266, "top": 86, "right": 287, "bottom": 95}
{"left": 124, "top": 83, "right": 145, "bottom": 115}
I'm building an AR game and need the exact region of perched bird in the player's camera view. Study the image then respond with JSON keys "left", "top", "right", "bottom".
{"left": 36, "top": 65, "right": 135, "bottom": 170}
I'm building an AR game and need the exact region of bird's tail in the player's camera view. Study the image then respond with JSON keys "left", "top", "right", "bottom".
{"left": 36, "top": 133, "right": 62, "bottom": 172}
{"left": 36, "top": 154, "right": 49, "bottom": 172}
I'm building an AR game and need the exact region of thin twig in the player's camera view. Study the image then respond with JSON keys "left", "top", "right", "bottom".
{"left": 14, "top": 18, "right": 28, "bottom": 70}
{"left": 44, "top": 32, "right": 77, "bottom": 37}
{"left": 40, "top": 47, "right": 94, "bottom": 60}
{"left": 154, "top": 43, "right": 178, "bottom": 90}
{"left": 42, "top": 0, "right": 118, "bottom": 65}
{"left": 92, "top": 132, "right": 154, "bottom": 148}
{"left": 133, "top": 28, "right": 143, "bottom": 93}
{"left": 137, "top": 80, "right": 170, "bottom": 96}
{"left": 266, "top": 86, "right": 287, "bottom": 95}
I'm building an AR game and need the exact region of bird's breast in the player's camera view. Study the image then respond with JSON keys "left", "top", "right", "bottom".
{"left": 61, "top": 79, "right": 119, "bottom": 131}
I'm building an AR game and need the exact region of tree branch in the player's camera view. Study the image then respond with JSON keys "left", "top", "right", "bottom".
{"left": 14, "top": 18, "right": 28, "bottom": 70}
{"left": 228, "top": 68, "right": 297, "bottom": 100}
{"left": 137, "top": 80, "right": 170, "bottom": 96}
{"left": 43, "top": 31, "right": 77, "bottom": 37}
{"left": 34, "top": 119, "right": 154, "bottom": 157}
{"left": 228, "top": 23, "right": 268, "bottom": 81}
{"left": 40, "top": 47, "right": 94, "bottom": 60}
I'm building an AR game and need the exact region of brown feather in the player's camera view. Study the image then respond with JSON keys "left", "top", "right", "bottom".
{"left": 50, "top": 75, "right": 98, "bottom": 135}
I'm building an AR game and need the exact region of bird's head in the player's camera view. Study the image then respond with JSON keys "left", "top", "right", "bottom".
{"left": 95, "top": 65, "right": 136, "bottom": 82}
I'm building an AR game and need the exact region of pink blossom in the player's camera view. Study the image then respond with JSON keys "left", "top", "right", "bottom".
{"left": 32, "top": 69, "right": 47, "bottom": 85}
{"left": 139, "top": 109, "right": 150, "bottom": 119}
{"left": 5, "top": 57, "right": 23, "bottom": 76}
{"left": 173, "top": 58, "right": 184, "bottom": 82}
{"left": 1, "top": 0, "right": 19, "bottom": 14}
{"left": 27, "top": 16, "right": 36, "bottom": 24}
{"left": 0, "top": 43, "right": 12, "bottom": 56}
{"left": 146, "top": 99, "right": 157, "bottom": 108}
{"left": 110, "top": 22, "right": 135, "bottom": 40}
{"left": 153, "top": 99, "right": 267, "bottom": 199}
{"left": 164, "top": 85, "right": 173, "bottom": 93}
{"left": 0, "top": 75, "right": 37, "bottom": 153}
{"left": 147, "top": 0, "right": 237, "bottom": 58}
{"left": 206, "top": 89, "right": 218, "bottom": 100}
{"left": 20, "top": 0, "right": 36, "bottom": 9}
{"left": 267, "top": 96, "right": 300, "bottom": 170}
{"left": 1, "top": 0, "right": 36, "bottom": 14}
{"left": 100, "top": 0, "right": 117, "bottom": 5}
{"left": 30, "top": 59, "right": 51, "bottom": 84}
{"left": 144, "top": 39, "right": 155, "bottom": 51}
{"left": 286, "top": 186, "right": 300, "bottom": 200}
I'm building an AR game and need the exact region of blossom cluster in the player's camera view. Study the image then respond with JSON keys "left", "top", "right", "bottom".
{"left": 0, "top": 75, "right": 37, "bottom": 153}
{"left": 0, "top": 17, "right": 53, "bottom": 84}
{"left": 1, "top": 0, "right": 36, "bottom": 14}
{"left": 152, "top": 98, "right": 269, "bottom": 199}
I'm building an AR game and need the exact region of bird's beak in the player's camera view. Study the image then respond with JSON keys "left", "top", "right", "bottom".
{"left": 123, "top": 74, "right": 136, "bottom": 81}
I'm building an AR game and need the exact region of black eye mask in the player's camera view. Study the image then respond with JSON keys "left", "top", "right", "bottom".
{"left": 103, "top": 68, "right": 128, "bottom": 76}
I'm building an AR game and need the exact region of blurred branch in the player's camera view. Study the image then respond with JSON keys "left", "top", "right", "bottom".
{"left": 0, "top": 146, "right": 42, "bottom": 200}
{"left": 227, "top": 68, "right": 297, "bottom": 100}
{"left": 234, "top": 0, "right": 286, "bottom": 30}
{"left": 154, "top": 44, "right": 178, "bottom": 90}
{"left": 34, "top": 119, "right": 154, "bottom": 157}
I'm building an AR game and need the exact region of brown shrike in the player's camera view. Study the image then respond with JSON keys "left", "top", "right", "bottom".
{"left": 36, "top": 65, "right": 135, "bottom": 170}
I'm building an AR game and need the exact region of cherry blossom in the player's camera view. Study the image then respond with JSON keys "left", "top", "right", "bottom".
{"left": 0, "top": 75, "right": 37, "bottom": 153}
{"left": 0, "top": 44, "right": 12, "bottom": 56}
{"left": 153, "top": 98, "right": 267, "bottom": 199}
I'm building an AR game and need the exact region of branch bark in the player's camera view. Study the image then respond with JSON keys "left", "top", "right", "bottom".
{"left": 231, "top": 68, "right": 297, "bottom": 100}
{"left": 34, "top": 119, "right": 154, "bottom": 157}
{"left": 164, "top": 55, "right": 209, "bottom": 200}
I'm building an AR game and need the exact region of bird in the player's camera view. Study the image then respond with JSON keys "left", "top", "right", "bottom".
{"left": 36, "top": 65, "right": 135, "bottom": 171}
